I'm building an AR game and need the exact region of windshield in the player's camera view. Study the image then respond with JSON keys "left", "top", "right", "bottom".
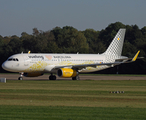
{"left": 8, "top": 58, "right": 19, "bottom": 61}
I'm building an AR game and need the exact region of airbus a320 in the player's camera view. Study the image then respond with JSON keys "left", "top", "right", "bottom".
{"left": 2, "top": 29, "right": 141, "bottom": 80}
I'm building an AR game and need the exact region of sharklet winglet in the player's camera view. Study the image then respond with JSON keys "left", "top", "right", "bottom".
{"left": 132, "top": 50, "right": 140, "bottom": 61}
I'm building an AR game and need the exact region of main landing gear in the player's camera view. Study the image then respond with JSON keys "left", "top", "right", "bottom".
{"left": 49, "top": 73, "right": 56, "bottom": 80}
{"left": 72, "top": 71, "right": 80, "bottom": 80}
{"left": 72, "top": 75, "right": 80, "bottom": 80}
{"left": 49, "top": 74, "right": 80, "bottom": 80}
{"left": 18, "top": 72, "right": 23, "bottom": 80}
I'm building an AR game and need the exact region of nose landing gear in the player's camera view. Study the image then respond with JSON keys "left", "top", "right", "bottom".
{"left": 18, "top": 72, "right": 23, "bottom": 80}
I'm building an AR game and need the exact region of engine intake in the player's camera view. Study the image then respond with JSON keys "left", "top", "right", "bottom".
{"left": 57, "top": 68, "right": 77, "bottom": 78}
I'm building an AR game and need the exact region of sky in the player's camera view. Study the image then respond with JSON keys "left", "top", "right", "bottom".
{"left": 0, "top": 0, "right": 146, "bottom": 37}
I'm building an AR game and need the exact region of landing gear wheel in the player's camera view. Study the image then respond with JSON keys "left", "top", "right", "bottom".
{"left": 72, "top": 75, "right": 80, "bottom": 80}
{"left": 49, "top": 75, "right": 56, "bottom": 80}
{"left": 18, "top": 72, "right": 24, "bottom": 80}
{"left": 18, "top": 77, "right": 23, "bottom": 80}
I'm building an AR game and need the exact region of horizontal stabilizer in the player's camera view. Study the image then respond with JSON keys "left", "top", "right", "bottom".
{"left": 115, "top": 57, "right": 144, "bottom": 62}
{"left": 115, "top": 50, "right": 144, "bottom": 63}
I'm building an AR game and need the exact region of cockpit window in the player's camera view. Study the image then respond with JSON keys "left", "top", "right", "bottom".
{"left": 8, "top": 58, "right": 19, "bottom": 61}
{"left": 8, "top": 58, "right": 13, "bottom": 61}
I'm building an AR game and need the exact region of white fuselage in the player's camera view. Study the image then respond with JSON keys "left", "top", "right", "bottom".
{"left": 2, "top": 53, "right": 120, "bottom": 74}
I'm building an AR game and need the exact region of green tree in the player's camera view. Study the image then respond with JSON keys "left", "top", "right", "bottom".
{"left": 22, "top": 35, "right": 36, "bottom": 52}
{"left": 125, "top": 25, "right": 143, "bottom": 44}
{"left": 33, "top": 28, "right": 39, "bottom": 36}
{"left": 52, "top": 26, "right": 89, "bottom": 53}
{"left": 7, "top": 38, "right": 23, "bottom": 54}
{"left": 83, "top": 29, "right": 105, "bottom": 53}
{"left": 122, "top": 42, "right": 137, "bottom": 57}
{"left": 99, "top": 22, "right": 126, "bottom": 47}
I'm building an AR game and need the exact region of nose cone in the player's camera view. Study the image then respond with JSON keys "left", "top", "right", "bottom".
{"left": 2, "top": 62, "right": 9, "bottom": 71}
{"left": 2, "top": 61, "right": 14, "bottom": 72}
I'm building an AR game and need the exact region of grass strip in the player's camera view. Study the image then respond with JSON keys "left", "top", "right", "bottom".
{"left": 0, "top": 105, "right": 146, "bottom": 120}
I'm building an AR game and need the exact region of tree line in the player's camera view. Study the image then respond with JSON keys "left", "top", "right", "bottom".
{"left": 0, "top": 22, "right": 146, "bottom": 74}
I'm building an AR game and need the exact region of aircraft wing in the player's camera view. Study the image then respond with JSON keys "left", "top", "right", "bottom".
{"left": 53, "top": 61, "right": 121, "bottom": 70}
{"left": 53, "top": 50, "right": 143, "bottom": 70}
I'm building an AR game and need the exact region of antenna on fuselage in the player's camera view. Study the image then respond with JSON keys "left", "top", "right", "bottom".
{"left": 21, "top": 51, "right": 23, "bottom": 54}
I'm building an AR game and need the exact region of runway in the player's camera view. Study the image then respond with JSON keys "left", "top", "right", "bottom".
{"left": 0, "top": 73, "right": 146, "bottom": 80}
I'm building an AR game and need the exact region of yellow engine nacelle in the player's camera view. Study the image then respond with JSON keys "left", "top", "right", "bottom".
{"left": 24, "top": 72, "right": 44, "bottom": 77}
{"left": 57, "top": 68, "right": 77, "bottom": 78}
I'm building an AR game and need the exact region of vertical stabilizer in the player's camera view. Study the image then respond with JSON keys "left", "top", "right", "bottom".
{"left": 104, "top": 29, "right": 126, "bottom": 56}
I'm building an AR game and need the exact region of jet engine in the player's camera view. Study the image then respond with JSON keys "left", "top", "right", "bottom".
{"left": 57, "top": 68, "right": 77, "bottom": 78}
{"left": 23, "top": 72, "right": 44, "bottom": 77}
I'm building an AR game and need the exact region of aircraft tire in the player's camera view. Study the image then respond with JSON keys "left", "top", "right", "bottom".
{"left": 49, "top": 75, "right": 56, "bottom": 80}
{"left": 72, "top": 77, "right": 76, "bottom": 80}
{"left": 52, "top": 75, "right": 56, "bottom": 80}
{"left": 72, "top": 76, "right": 80, "bottom": 80}
{"left": 18, "top": 77, "right": 23, "bottom": 80}
{"left": 76, "top": 76, "right": 80, "bottom": 80}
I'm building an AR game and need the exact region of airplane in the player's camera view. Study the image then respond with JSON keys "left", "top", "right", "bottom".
{"left": 2, "top": 29, "right": 142, "bottom": 80}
